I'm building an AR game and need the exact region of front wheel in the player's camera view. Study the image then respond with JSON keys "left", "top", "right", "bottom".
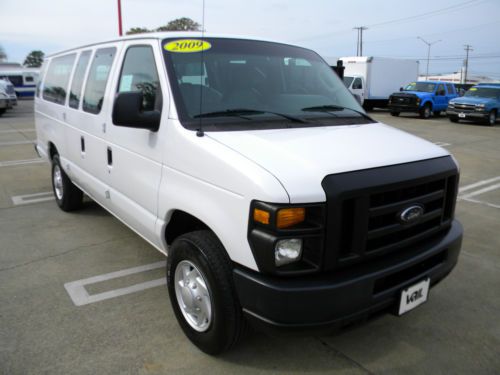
{"left": 167, "top": 230, "right": 244, "bottom": 355}
{"left": 486, "top": 110, "right": 497, "bottom": 126}
{"left": 419, "top": 103, "right": 432, "bottom": 119}
{"left": 51, "top": 154, "right": 83, "bottom": 211}
{"left": 449, "top": 116, "right": 459, "bottom": 123}
{"left": 390, "top": 111, "right": 400, "bottom": 117}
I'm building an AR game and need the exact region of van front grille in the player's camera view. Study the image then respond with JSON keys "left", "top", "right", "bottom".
{"left": 321, "top": 157, "right": 458, "bottom": 270}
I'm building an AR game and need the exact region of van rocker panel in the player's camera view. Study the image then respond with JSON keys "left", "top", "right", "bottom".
{"left": 233, "top": 220, "right": 462, "bottom": 329}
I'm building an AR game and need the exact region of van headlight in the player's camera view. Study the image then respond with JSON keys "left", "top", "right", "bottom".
{"left": 275, "top": 239, "right": 302, "bottom": 266}
{"left": 248, "top": 201, "right": 325, "bottom": 274}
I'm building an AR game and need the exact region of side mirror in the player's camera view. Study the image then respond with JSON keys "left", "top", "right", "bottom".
{"left": 112, "top": 92, "right": 160, "bottom": 131}
{"left": 399, "top": 87, "right": 403, "bottom": 91}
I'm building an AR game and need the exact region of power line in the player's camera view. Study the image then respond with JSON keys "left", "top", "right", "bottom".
{"left": 366, "top": 0, "right": 484, "bottom": 28}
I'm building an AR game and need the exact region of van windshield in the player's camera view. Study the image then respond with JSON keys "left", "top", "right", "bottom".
{"left": 162, "top": 38, "right": 371, "bottom": 131}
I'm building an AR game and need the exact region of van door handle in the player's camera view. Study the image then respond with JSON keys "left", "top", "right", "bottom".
{"left": 80, "top": 136, "right": 85, "bottom": 153}
{"left": 107, "top": 147, "right": 113, "bottom": 166}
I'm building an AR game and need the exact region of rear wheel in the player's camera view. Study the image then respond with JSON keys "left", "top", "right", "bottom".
{"left": 51, "top": 154, "right": 83, "bottom": 211}
{"left": 167, "top": 230, "right": 244, "bottom": 355}
{"left": 390, "top": 111, "right": 400, "bottom": 117}
{"left": 486, "top": 110, "right": 497, "bottom": 126}
{"left": 449, "top": 116, "right": 459, "bottom": 123}
{"left": 419, "top": 103, "right": 432, "bottom": 119}
{"left": 0, "top": 108, "right": 5, "bottom": 116}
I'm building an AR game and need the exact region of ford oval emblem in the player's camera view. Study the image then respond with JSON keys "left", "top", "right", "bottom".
{"left": 398, "top": 205, "right": 424, "bottom": 224}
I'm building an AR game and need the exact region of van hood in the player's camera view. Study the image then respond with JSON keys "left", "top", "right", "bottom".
{"left": 207, "top": 122, "right": 449, "bottom": 203}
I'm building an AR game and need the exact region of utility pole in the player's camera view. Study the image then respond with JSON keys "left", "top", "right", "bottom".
{"left": 117, "top": 0, "right": 123, "bottom": 36}
{"left": 464, "top": 44, "right": 473, "bottom": 84}
{"left": 417, "top": 37, "right": 441, "bottom": 80}
{"left": 353, "top": 27, "right": 368, "bottom": 56}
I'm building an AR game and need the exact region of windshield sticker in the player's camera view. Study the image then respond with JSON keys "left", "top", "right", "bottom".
{"left": 164, "top": 39, "right": 211, "bottom": 53}
{"left": 469, "top": 87, "right": 477, "bottom": 91}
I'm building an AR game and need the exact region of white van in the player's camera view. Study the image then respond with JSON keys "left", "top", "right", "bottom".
{"left": 35, "top": 33, "right": 463, "bottom": 355}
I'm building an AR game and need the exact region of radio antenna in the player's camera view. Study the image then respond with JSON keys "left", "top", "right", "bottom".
{"left": 196, "top": 0, "right": 206, "bottom": 137}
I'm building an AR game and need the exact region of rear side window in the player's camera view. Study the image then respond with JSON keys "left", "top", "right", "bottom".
{"left": 83, "top": 47, "right": 116, "bottom": 114}
{"left": 69, "top": 50, "right": 92, "bottom": 109}
{"left": 117, "top": 45, "right": 161, "bottom": 112}
{"left": 43, "top": 54, "right": 76, "bottom": 104}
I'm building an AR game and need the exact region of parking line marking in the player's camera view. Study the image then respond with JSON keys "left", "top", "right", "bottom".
{"left": 0, "top": 140, "right": 36, "bottom": 146}
{"left": 460, "top": 182, "right": 500, "bottom": 200}
{"left": 64, "top": 261, "right": 166, "bottom": 306}
{"left": 11, "top": 191, "right": 54, "bottom": 205}
{"left": 0, "top": 128, "right": 35, "bottom": 134}
{"left": 461, "top": 197, "right": 500, "bottom": 210}
{"left": 0, "top": 158, "right": 46, "bottom": 167}
{"left": 459, "top": 176, "right": 500, "bottom": 193}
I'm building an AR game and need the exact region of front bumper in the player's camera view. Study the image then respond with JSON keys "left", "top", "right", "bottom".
{"left": 388, "top": 103, "right": 420, "bottom": 113}
{"left": 233, "top": 220, "right": 462, "bottom": 333}
{"left": 447, "top": 109, "right": 489, "bottom": 120}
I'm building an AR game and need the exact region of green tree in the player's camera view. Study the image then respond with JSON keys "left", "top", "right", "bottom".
{"left": 125, "top": 27, "right": 151, "bottom": 35}
{"left": 156, "top": 17, "right": 201, "bottom": 32}
{"left": 23, "top": 50, "right": 44, "bottom": 67}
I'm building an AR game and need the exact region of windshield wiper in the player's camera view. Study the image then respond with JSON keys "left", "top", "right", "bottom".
{"left": 301, "top": 105, "right": 374, "bottom": 121}
{"left": 194, "top": 108, "right": 308, "bottom": 123}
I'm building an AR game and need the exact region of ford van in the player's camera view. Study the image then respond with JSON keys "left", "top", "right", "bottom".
{"left": 35, "top": 33, "right": 463, "bottom": 354}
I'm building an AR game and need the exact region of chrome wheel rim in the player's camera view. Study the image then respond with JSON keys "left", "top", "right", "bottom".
{"left": 174, "top": 260, "right": 212, "bottom": 332}
{"left": 425, "top": 106, "right": 430, "bottom": 118}
{"left": 489, "top": 112, "right": 495, "bottom": 125}
{"left": 53, "top": 165, "right": 64, "bottom": 200}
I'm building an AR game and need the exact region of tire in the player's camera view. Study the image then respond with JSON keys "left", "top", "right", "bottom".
{"left": 449, "top": 116, "right": 459, "bottom": 123}
{"left": 390, "top": 111, "right": 400, "bottom": 117}
{"left": 0, "top": 108, "right": 5, "bottom": 116}
{"left": 167, "top": 230, "right": 244, "bottom": 355}
{"left": 486, "top": 110, "right": 496, "bottom": 126}
{"left": 51, "top": 154, "right": 83, "bottom": 211}
{"left": 419, "top": 103, "right": 432, "bottom": 119}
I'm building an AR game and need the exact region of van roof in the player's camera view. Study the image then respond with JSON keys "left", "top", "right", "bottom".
{"left": 46, "top": 32, "right": 291, "bottom": 58}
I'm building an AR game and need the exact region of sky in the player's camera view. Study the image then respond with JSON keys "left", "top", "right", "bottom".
{"left": 1, "top": 0, "right": 499, "bottom": 79}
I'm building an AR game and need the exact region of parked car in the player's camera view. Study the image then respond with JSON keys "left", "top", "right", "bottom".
{"left": 0, "top": 78, "right": 17, "bottom": 107}
{"left": 388, "top": 81, "right": 458, "bottom": 119}
{"left": 0, "top": 88, "right": 9, "bottom": 116}
{"left": 35, "top": 33, "right": 463, "bottom": 354}
{"left": 447, "top": 84, "right": 500, "bottom": 126}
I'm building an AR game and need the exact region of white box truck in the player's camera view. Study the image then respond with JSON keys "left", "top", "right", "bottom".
{"left": 340, "top": 56, "right": 419, "bottom": 110}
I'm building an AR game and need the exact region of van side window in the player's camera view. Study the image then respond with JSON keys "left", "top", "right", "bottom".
{"left": 36, "top": 62, "right": 48, "bottom": 98}
{"left": 69, "top": 50, "right": 92, "bottom": 109}
{"left": 42, "top": 54, "right": 76, "bottom": 105}
{"left": 83, "top": 47, "right": 116, "bottom": 114}
{"left": 117, "top": 46, "right": 161, "bottom": 112}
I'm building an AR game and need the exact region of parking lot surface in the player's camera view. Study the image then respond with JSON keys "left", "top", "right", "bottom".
{"left": 1, "top": 101, "right": 499, "bottom": 374}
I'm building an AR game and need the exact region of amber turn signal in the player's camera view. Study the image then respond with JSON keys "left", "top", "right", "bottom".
{"left": 253, "top": 208, "right": 270, "bottom": 225}
{"left": 277, "top": 207, "right": 305, "bottom": 229}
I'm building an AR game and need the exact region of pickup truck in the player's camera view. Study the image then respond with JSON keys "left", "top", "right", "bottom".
{"left": 447, "top": 84, "right": 500, "bottom": 126}
{"left": 388, "top": 81, "right": 458, "bottom": 119}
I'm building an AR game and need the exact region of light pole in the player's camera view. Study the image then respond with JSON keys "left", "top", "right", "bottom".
{"left": 417, "top": 37, "right": 441, "bottom": 80}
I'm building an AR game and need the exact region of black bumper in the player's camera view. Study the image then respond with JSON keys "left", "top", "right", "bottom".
{"left": 233, "top": 220, "right": 462, "bottom": 333}
{"left": 388, "top": 104, "right": 420, "bottom": 113}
